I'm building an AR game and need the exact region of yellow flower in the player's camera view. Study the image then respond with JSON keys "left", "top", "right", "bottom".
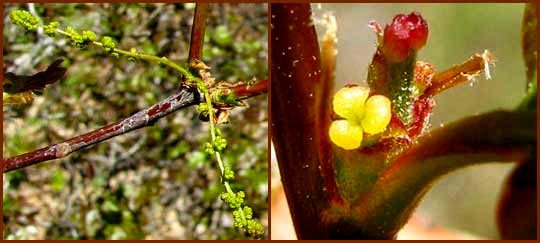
{"left": 329, "top": 86, "right": 392, "bottom": 150}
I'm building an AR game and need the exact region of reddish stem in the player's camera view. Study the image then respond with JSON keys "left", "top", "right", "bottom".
{"left": 188, "top": 3, "right": 209, "bottom": 64}
{"left": 270, "top": 3, "right": 340, "bottom": 239}
{"left": 348, "top": 110, "right": 536, "bottom": 239}
{"left": 230, "top": 79, "right": 268, "bottom": 99}
{"left": 318, "top": 15, "right": 342, "bottom": 206}
{"left": 424, "top": 51, "right": 495, "bottom": 97}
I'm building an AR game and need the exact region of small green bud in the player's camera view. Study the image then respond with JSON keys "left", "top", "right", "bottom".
{"left": 230, "top": 191, "right": 245, "bottom": 208}
{"left": 10, "top": 10, "right": 39, "bottom": 31}
{"left": 82, "top": 30, "right": 96, "bottom": 42}
{"left": 111, "top": 52, "right": 119, "bottom": 59}
{"left": 232, "top": 208, "right": 241, "bottom": 218}
{"left": 204, "top": 142, "right": 214, "bottom": 155}
{"left": 243, "top": 206, "right": 253, "bottom": 219}
{"left": 66, "top": 27, "right": 79, "bottom": 38}
{"left": 225, "top": 191, "right": 244, "bottom": 209}
{"left": 65, "top": 26, "right": 89, "bottom": 48}
{"left": 220, "top": 192, "right": 230, "bottom": 201}
{"left": 214, "top": 136, "right": 227, "bottom": 152}
{"left": 223, "top": 167, "right": 235, "bottom": 181}
{"left": 102, "top": 36, "right": 116, "bottom": 52}
{"left": 127, "top": 48, "right": 137, "bottom": 62}
{"left": 220, "top": 191, "right": 241, "bottom": 208}
{"left": 65, "top": 26, "right": 76, "bottom": 36}
{"left": 214, "top": 127, "right": 223, "bottom": 137}
{"left": 44, "top": 21, "right": 60, "bottom": 37}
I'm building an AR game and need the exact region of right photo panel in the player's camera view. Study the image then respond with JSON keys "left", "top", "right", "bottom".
{"left": 270, "top": 3, "right": 536, "bottom": 240}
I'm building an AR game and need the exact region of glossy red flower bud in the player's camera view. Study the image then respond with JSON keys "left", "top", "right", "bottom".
{"left": 382, "top": 12, "right": 428, "bottom": 63}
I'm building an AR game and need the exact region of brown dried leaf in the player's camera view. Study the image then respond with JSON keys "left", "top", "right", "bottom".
{"left": 3, "top": 59, "right": 67, "bottom": 95}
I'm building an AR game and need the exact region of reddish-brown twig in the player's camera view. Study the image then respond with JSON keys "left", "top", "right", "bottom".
{"left": 3, "top": 88, "right": 201, "bottom": 173}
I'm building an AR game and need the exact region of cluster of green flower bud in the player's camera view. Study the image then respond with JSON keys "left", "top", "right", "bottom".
{"left": 9, "top": 10, "right": 39, "bottom": 31}
{"left": 214, "top": 127, "right": 227, "bottom": 152}
{"left": 232, "top": 209, "right": 247, "bottom": 228}
{"left": 220, "top": 191, "right": 245, "bottom": 209}
{"left": 44, "top": 21, "right": 60, "bottom": 37}
{"left": 9, "top": 9, "right": 127, "bottom": 60}
{"left": 65, "top": 27, "right": 96, "bottom": 48}
{"left": 230, "top": 205, "right": 263, "bottom": 238}
{"left": 82, "top": 31, "right": 96, "bottom": 43}
{"left": 223, "top": 167, "right": 235, "bottom": 181}
{"left": 203, "top": 127, "right": 228, "bottom": 155}
{"left": 101, "top": 36, "right": 116, "bottom": 51}
{"left": 101, "top": 36, "right": 119, "bottom": 58}
{"left": 246, "top": 219, "right": 264, "bottom": 239}
{"left": 204, "top": 142, "right": 214, "bottom": 155}
{"left": 214, "top": 135, "right": 227, "bottom": 152}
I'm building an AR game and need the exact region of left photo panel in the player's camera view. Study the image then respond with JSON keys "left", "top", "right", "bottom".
{"left": 3, "top": 3, "right": 268, "bottom": 239}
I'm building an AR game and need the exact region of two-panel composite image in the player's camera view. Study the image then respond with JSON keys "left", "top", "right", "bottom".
{"left": 2, "top": 3, "right": 536, "bottom": 240}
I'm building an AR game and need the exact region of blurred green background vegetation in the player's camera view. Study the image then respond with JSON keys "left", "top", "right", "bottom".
{"left": 3, "top": 3, "right": 267, "bottom": 239}
{"left": 313, "top": 3, "right": 527, "bottom": 239}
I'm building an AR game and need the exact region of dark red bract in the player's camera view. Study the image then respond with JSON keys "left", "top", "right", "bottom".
{"left": 382, "top": 12, "right": 428, "bottom": 63}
